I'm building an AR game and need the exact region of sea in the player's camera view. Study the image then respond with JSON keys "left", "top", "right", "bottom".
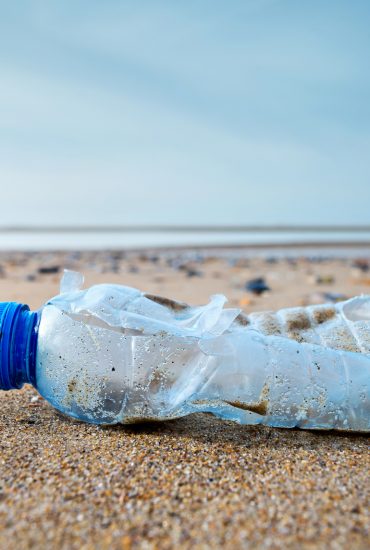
{"left": 0, "top": 227, "right": 370, "bottom": 257}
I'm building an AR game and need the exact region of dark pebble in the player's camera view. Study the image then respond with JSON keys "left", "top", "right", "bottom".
{"left": 323, "top": 292, "right": 347, "bottom": 303}
{"left": 186, "top": 268, "right": 203, "bottom": 278}
{"left": 38, "top": 266, "right": 60, "bottom": 274}
{"left": 246, "top": 277, "right": 270, "bottom": 295}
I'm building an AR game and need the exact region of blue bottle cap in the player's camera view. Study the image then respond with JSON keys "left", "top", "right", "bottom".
{"left": 0, "top": 302, "right": 39, "bottom": 390}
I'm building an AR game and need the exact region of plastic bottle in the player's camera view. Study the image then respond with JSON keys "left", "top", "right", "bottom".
{"left": 0, "top": 271, "right": 369, "bottom": 431}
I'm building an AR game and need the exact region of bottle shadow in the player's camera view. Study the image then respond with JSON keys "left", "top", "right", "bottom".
{"left": 104, "top": 412, "right": 369, "bottom": 452}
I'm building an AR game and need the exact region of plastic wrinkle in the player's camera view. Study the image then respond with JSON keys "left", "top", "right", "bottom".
{"left": 50, "top": 270, "right": 241, "bottom": 340}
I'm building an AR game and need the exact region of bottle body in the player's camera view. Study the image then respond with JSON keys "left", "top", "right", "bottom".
{"left": 35, "top": 301, "right": 370, "bottom": 431}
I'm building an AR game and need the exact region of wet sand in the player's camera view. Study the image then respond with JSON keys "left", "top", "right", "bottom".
{"left": 0, "top": 249, "right": 369, "bottom": 549}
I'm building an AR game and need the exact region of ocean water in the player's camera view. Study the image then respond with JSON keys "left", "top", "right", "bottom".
{"left": 0, "top": 229, "right": 370, "bottom": 252}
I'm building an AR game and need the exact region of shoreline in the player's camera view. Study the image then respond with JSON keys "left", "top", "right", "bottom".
{"left": 1, "top": 224, "right": 370, "bottom": 232}
{"left": 0, "top": 240, "right": 369, "bottom": 258}
{"left": 1, "top": 227, "right": 370, "bottom": 253}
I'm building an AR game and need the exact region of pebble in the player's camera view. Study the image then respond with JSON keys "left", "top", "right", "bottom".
{"left": 38, "top": 265, "right": 60, "bottom": 275}
{"left": 323, "top": 292, "right": 348, "bottom": 303}
{"left": 316, "top": 275, "right": 335, "bottom": 285}
{"left": 186, "top": 268, "right": 203, "bottom": 278}
{"left": 352, "top": 259, "right": 370, "bottom": 273}
{"left": 246, "top": 277, "right": 270, "bottom": 295}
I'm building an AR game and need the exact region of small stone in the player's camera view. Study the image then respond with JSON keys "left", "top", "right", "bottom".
{"left": 38, "top": 266, "right": 60, "bottom": 275}
{"left": 246, "top": 277, "right": 270, "bottom": 295}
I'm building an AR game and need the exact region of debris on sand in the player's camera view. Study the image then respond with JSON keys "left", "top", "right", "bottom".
{"left": 246, "top": 277, "right": 270, "bottom": 295}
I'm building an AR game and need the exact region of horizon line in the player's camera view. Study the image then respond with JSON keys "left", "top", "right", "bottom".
{"left": 0, "top": 224, "right": 370, "bottom": 233}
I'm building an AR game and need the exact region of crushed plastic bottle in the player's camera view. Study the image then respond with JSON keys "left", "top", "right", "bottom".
{"left": 0, "top": 270, "right": 369, "bottom": 431}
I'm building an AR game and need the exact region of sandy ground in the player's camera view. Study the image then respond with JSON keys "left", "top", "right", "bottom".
{"left": 0, "top": 249, "right": 369, "bottom": 549}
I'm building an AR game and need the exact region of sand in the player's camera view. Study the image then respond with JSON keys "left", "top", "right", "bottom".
{"left": 0, "top": 249, "right": 369, "bottom": 549}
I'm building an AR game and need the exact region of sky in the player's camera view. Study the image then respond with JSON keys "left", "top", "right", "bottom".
{"left": 0, "top": 0, "right": 370, "bottom": 227}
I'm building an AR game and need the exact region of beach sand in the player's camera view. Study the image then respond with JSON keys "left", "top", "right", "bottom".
{"left": 0, "top": 249, "right": 369, "bottom": 549}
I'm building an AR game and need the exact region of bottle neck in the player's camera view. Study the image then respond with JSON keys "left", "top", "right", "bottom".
{"left": 0, "top": 303, "right": 40, "bottom": 390}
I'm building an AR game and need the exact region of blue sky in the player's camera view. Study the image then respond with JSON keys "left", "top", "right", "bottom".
{"left": 0, "top": 1, "right": 369, "bottom": 226}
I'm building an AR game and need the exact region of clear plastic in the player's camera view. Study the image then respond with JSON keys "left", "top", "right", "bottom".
{"left": 35, "top": 271, "right": 370, "bottom": 431}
